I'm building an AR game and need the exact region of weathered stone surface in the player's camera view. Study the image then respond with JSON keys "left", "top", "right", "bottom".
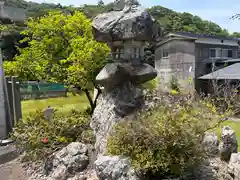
{"left": 95, "top": 63, "right": 129, "bottom": 87}
{"left": 43, "top": 106, "right": 54, "bottom": 121}
{"left": 29, "top": 142, "right": 89, "bottom": 180}
{"left": 95, "top": 63, "right": 157, "bottom": 88}
{"left": 229, "top": 153, "right": 239, "bottom": 164}
{"left": 92, "top": 1, "right": 161, "bottom": 42}
{"left": 126, "top": 63, "right": 157, "bottom": 84}
{"left": 219, "top": 126, "right": 238, "bottom": 162}
{"left": 51, "top": 165, "right": 68, "bottom": 180}
{"left": 67, "top": 170, "right": 99, "bottom": 180}
{"left": 94, "top": 155, "right": 139, "bottom": 180}
{"left": 192, "top": 158, "right": 234, "bottom": 180}
{"left": 228, "top": 163, "right": 240, "bottom": 180}
{"left": 202, "top": 132, "right": 219, "bottom": 156}
{"left": 90, "top": 82, "right": 143, "bottom": 154}
{"left": 228, "top": 153, "right": 240, "bottom": 179}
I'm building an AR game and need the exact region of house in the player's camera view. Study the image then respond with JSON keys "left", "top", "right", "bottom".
{"left": 0, "top": 2, "right": 26, "bottom": 23}
{"left": 154, "top": 32, "right": 240, "bottom": 93}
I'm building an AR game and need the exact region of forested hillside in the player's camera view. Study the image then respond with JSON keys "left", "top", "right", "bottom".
{"left": 2, "top": 0, "right": 238, "bottom": 35}
{"left": 1, "top": 0, "right": 239, "bottom": 61}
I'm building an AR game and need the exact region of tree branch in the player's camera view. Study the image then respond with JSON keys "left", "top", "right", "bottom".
{"left": 82, "top": 88, "right": 94, "bottom": 110}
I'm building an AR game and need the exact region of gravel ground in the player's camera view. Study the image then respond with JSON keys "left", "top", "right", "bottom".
{"left": 0, "top": 159, "right": 28, "bottom": 180}
{"left": 0, "top": 144, "right": 28, "bottom": 180}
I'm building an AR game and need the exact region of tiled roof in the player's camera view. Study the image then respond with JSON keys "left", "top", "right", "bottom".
{"left": 202, "top": 58, "right": 240, "bottom": 64}
{"left": 170, "top": 32, "right": 239, "bottom": 41}
{"left": 198, "top": 62, "right": 240, "bottom": 80}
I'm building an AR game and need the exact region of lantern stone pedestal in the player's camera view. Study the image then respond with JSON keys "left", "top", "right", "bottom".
{"left": 91, "top": 0, "right": 162, "bottom": 155}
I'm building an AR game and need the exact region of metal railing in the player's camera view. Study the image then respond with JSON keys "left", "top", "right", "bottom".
{"left": 20, "top": 81, "right": 67, "bottom": 100}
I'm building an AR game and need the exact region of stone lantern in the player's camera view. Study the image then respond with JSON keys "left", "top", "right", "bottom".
{"left": 91, "top": 0, "right": 162, "bottom": 154}
{"left": 92, "top": 0, "right": 161, "bottom": 88}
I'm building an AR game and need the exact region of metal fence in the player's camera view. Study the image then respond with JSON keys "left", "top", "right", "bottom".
{"left": 4, "top": 77, "right": 67, "bottom": 134}
{"left": 20, "top": 81, "right": 67, "bottom": 100}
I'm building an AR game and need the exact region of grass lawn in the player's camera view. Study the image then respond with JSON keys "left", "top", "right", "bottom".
{"left": 214, "top": 120, "right": 240, "bottom": 151}
{"left": 21, "top": 94, "right": 89, "bottom": 118}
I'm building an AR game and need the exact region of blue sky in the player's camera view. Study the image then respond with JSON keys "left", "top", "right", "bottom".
{"left": 26, "top": 0, "right": 240, "bottom": 33}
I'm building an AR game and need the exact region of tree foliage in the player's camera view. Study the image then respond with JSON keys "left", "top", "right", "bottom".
{"left": 4, "top": 10, "right": 110, "bottom": 112}
{"left": 147, "top": 6, "right": 230, "bottom": 36}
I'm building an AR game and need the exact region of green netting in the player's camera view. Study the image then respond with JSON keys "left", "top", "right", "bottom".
{"left": 20, "top": 83, "right": 65, "bottom": 93}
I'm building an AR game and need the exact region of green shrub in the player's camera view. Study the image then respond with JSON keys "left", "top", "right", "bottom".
{"left": 107, "top": 98, "right": 222, "bottom": 178}
{"left": 170, "top": 74, "right": 180, "bottom": 92}
{"left": 12, "top": 109, "right": 94, "bottom": 162}
{"left": 140, "top": 78, "right": 158, "bottom": 90}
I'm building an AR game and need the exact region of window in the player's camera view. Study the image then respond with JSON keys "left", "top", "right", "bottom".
{"left": 125, "top": 23, "right": 131, "bottom": 33}
{"left": 209, "top": 49, "right": 216, "bottom": 58}
{"left": 209, "top": 48, "right": 221, "bottom": 58}
{"left": 222, "top": 49, "right": 233, "bottom": 58}
{"left": 125, "top": 24, "right": 129, "bottom": 32}
{"left": 114, "top": 47, "right": 124, "bottom": 59}
{"left": 228, "top": 50, "right": 232, "bottom": 58}
{"left": 132, "top": 47, "right": 140, "bottom": 59}
{"left": 209, "top": 48, "right": 233, "bottom": 58}
{"left": 119, "top": 48, "right": 124, "bottom": 58}
{"left": 162, "top": 51, "right": 169, "bottom": 58}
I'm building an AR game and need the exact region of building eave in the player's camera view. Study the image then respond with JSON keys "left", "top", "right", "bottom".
{"left": 166, "top": 33, "right": 197, "bottom": 40}
{"left": 162, "top": 32, "right": 239, "bottom": 46}
{"left": 155, "top": 37, "right": 195, "bottom": 47}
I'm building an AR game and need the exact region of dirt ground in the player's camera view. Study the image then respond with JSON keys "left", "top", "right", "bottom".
{"left": 0, "top": 159, "right": 28, "bottom": 180}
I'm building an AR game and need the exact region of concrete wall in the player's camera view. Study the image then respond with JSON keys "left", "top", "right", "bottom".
{"left": 155, "top": 39, "right": 196, "bottom": 93}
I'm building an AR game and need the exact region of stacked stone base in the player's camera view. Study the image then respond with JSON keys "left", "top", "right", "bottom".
{"left": 90, "top": 82, "right": 144, "bottom": 154}
{"left": 228, "top": 153, "right": 240, "bottom": 179}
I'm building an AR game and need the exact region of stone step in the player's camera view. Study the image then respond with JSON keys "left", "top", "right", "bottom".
{"left": 0, "top": 144, "right": 18, "bottom": 165}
